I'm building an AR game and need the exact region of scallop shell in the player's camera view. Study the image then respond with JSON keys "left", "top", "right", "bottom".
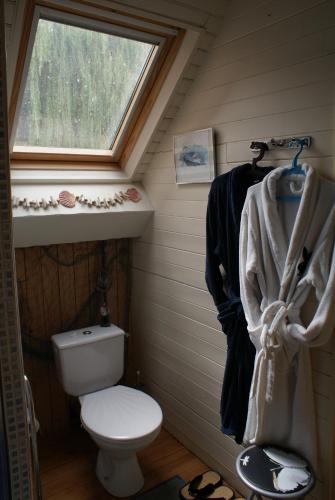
{"left": 59, "top": 190, "right": 76, "bottom": 208}
{"left": 126, "top": 188, "right": 141, "bottom": 203}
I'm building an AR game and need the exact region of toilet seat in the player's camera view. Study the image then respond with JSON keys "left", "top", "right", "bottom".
{"left": 80, "top": 385, "right": 162, "bottom": 442}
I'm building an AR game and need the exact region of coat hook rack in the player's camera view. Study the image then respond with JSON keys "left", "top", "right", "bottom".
{"left": 250, "top": 136, "right": 312, "bottom": 151}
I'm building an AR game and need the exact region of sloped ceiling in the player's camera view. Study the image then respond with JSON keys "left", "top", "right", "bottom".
{"left": 5, "top": 0, "right": 227, "bottom": 181}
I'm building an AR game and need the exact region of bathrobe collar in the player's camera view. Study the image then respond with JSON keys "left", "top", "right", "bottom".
{"left": 261, "top": 164, "right": 319, "bottom": 292}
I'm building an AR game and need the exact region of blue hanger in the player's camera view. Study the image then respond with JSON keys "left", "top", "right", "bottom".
{"left": 281, "top": 140, "right": 306, "bottom": 177}
{"left": 277, "top": 140, "right": 306, "bottom": 201}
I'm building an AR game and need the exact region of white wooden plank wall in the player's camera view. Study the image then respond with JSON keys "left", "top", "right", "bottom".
{"left": 131, "top": 1, "right": 335, "bottom": 499}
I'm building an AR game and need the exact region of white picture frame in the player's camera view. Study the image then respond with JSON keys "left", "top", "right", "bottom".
{"left": 173, "top": 128, "right": 215, "bottom": 184}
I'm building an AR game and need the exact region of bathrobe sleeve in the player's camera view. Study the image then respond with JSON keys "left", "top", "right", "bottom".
{"left": 239, "top": 193, "right": 264, "bottom": 342}
{"left": 294, "top": 209, "right": 335, "bottom": 346}
{"left": 205, "top": 180, "right": 227, "bottom": 310}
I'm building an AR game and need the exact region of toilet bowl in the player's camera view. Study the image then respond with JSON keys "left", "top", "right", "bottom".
{"left": 79, "top": 385, "right": 162, "bottom": 497}
{"left": 51, "top": 324, "right": 163, "bottom": 497}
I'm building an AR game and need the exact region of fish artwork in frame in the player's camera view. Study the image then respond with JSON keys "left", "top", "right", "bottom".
{"left": 173, "top": 128, "right": 215, "bottom": 184}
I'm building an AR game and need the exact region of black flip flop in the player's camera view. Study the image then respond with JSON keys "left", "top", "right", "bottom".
{"left": 179, "top": 470, "right": 225, "bottom": 499}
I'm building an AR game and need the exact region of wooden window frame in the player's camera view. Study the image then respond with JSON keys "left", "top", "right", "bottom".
{"left": 9, "top": 0, "right": 184, "bottom": 170}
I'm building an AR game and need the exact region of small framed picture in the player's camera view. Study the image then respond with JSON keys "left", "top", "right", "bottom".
{"left": 173, "top": 128, "right": 215, "bottom": 184}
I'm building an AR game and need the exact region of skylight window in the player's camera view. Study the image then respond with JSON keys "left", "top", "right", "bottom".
{"left": 9, "top": 3, "right": 180, "bottom": 167}
{"left": 15, "top": 19, "right": 154, "bottom": 151}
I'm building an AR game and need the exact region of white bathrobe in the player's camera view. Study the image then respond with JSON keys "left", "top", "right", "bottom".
{"left": 239, "top": 164, "right": 335, "bottom": 468}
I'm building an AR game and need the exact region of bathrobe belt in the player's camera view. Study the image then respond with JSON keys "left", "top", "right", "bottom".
{"left": 250, "top": 300, "right": 294, "bottom": 442}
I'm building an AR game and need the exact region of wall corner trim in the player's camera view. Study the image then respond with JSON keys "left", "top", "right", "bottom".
{"left": 124, "top": 29, "right": 201, "bottom": 179}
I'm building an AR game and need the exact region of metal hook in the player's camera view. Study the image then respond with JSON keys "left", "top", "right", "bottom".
{"left": 292, "top": 140, "right": 305, "bottom": 169}
{"left": 250, "top": 142, "right": 268, "bottom": 168}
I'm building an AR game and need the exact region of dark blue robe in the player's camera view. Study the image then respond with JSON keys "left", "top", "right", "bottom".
{"left": 205, "top": 163, "right": 273, "bottom": 443}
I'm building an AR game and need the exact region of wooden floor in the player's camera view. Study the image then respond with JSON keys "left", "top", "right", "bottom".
{"left": 39, "top": 427, "right": 237, "bottom": 499}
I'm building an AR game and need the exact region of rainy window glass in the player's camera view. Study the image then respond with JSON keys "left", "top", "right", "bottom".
{"left": 14, "top": 19, "right": 154, "bottom": 150}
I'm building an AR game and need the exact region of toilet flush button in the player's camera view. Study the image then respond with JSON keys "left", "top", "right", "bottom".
{"left": 83, "top": 330, "right": 93, "bottom": 335}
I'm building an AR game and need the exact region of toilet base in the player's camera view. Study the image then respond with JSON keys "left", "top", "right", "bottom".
{"left": 96, "top": 448, "right": 144, "bottom": 497}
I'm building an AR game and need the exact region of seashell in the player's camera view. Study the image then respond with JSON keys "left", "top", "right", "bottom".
{"left": 49, "top": 196, "right": 58, "bottom": 207}
{"left": 108, "top": 197, "right": 116, "bottom": 206}
{"left": 119, "top": 191, "right": 128, "bottom": 200}
{"left": 59, "top": 190, "right": 76, "bottom": 208}
{"left": 114, "top": 193, "right": 123, "bottom": 204}
{"left": 29, "top": 200, "right": 38, "bottom": 209}
{"left": 12, "top": 197, "right": 20, "bottom": 208}
{"left": 126, "top": 187, "right": 141, "bottom": 203}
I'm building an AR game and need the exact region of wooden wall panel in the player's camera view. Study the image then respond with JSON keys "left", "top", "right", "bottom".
{"left": 106, "top": 240, "right": 119, "bottom": 326}
{"left": 41, "top": 244, "right": 68, "bottom": 434}
{"left": 58, "top": 244, "right": 76, "bottom": 328}
{"left": 24, "top": 247, "right": 52, "bottom": 435}
{"left": 87, "top": 241, "right": 102, "bottom": 326}
{"left": 73, "top": 242, "right": 90, "bottom": 329}
{"left": 15, "top": 239, "right": 131, "bottom": 438}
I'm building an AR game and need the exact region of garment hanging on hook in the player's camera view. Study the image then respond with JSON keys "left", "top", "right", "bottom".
{"left": 205, "top": 160, "right": 273, "bottom": 443}
{"left": 239, "top": 164, "right": 335, "bottom": 468}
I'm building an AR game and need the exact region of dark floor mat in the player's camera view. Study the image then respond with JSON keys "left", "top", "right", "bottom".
{"left": 134, "top": 475, "right": 186, "bottom": 499}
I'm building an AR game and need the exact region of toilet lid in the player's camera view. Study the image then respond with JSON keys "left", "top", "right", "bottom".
{"left": 80, "top": 385, "right": 162, "bottom": 441}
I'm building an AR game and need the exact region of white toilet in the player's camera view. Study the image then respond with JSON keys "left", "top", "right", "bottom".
{"left": 51, "top": 324, "right": 163, "bottom": 498}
